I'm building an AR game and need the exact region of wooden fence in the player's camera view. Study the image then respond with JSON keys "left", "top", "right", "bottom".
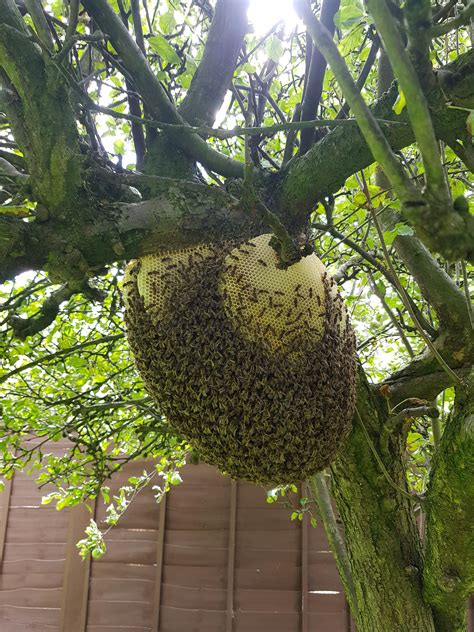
{"left": 0, "top": 444, "right": 472, "bottom": 631}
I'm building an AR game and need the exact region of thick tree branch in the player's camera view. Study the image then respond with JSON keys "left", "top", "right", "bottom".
{"left": 9, "top": 284, "right": 76, "bottom": 338}
{"left": 387, "top": 211, "right": 471, "bottom": 330}
{"left": 423, "top": 370, "right": 474, "bottom": 632}
{"left": 404, "top": 0, "right": 435, "bottom": 91}
{"left": 0, "top": 0, "right": 84, "bottom": 214}
{"left": 382, "top": 364, "right": 473, "bottom": 404}
{"left": 0, "top": 176, "right": 261, "bottom": 282}
{"left": 299, "top": 0, "right": 340, "bottom": 154}
{"left": 179, "top": 0, "right": 249, "bottom": 126}
{"left": 81, "top": 0, "right": 244, "bottom": 178}
{"left": 277, "top": 48, "right": 474, "bottom": 253}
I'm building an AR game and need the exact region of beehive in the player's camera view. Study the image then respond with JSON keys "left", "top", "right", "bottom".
{"left": 122, "top": 234, "right": 356, "bottom": 485}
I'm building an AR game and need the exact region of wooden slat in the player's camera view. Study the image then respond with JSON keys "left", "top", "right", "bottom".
{"left": 60, "top": 503, "right": 94, "bottom": 632}
{"left": 0, "top": 587, "right": 62, "bottom": 607}
{"left": 226, "top": 479, "right": 237, "bottom": 632}
{"left": 0, "top": 604, "right": 60, "bottom": 625}
{"left": 0, "top": 473, "right": 14, "bottom": 569}
{"left": 301, "top": 483, "right": 309, "bottom": 632}
{"left": 161, "top": 583, "right": 226, "bottom": 610}
{"left": 151, "top": 491, "right": 167, "bottom": 631}
{"left": 159, "top": 605, "right": 226, "bottom": 632}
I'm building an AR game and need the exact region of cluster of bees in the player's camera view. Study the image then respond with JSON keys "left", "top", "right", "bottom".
{"left": 123, "top": 234, "right": 357, "bottom": 484}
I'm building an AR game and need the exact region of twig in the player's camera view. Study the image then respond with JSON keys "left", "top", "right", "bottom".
{"left": 294, "top": 0, "right": 421, "bottom": 205}
{"left": 309, "top": 472, "right": 359, "bottom": 613}
{"left": 335, "top": 36, "right": 380, "bottom": 119}
{"left": 55, "top": 31, "right": 104, "bottom": 64}
{"left": 432, "top": 1, "right": 474, "bottom": 36}
{"left": 368, "top": 272, "right": 415, "bottom": 357}
{"left": 367, "top": 201, "right": 463, "bottom": 386}
{"left": 355, "top": 407, "right": 422, "bottom": 503}
{"left": 79, "top": 93, "right": 406, "bottom": 138}
{"left": 0, "top": 334, "right": 124, "bottom": 384}
{"left": 241, "top": 112, "right": 300, "bottom": 266}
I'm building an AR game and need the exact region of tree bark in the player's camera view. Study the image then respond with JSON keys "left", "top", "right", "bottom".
{"left": 331, "top": 370, "right": 436, "bottom": 631}
{"left": 424, "top": 370, "right": 474, "bottom": 631}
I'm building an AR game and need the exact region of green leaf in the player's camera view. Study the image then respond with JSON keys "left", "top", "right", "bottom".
{"left": 266, "top": 36, "right": 284, "bottom": 63}
{"left": 334, "top": 6, "right": 364, "bottom": 28}
{"left": 169, "top": 471, "right": 182, "bottom": 486}
{"left": 241, "top": 62, "right": 257, "bottom": 74}
{"left": 148, "top": 34, "right": 180, "bottom": 65}
{"left": 393, "top": 89, "right": 406, "bottom": 115}
{"left": 383, "top": 222, "right": 414, "bottom": 245}
{"left": 159, "top": 11, "right": 176, "bottom": 33}
{"left": 466, "top": 110, "right": 474, "bottom": 136}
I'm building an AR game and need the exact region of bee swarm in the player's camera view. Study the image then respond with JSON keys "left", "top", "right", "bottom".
{"left": 123, "top": 234, "right": 356, "bottom": 485}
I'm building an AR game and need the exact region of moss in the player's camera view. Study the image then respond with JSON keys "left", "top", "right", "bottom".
{"left": 123, "top": 238, "right": 357, "bottom": 485}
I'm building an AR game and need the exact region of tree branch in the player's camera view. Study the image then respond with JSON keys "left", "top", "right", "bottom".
{"left": 277, "top": 48, "right": 474, "bottom": 258}
{"left": 382, "top": 208, "right": 471, "bottom": 330}
{"left": 0, "top": 1, "right": 84, "bottom": 215}
{"left": 335, "top": 36, "right": 379, "bottom": 120}
{"left": 299, "top": 0, "right": 340, "bottom": 154}
{"left": 366, "top": 0, "right": 450, "bottom": 206}
{"left": 423, "top": 370, "right": 474, "bottom": 632}
{"left": 0, "top": 333, "right": 124, "bottom": 384}
{"left": 404, "top": 0, "right": 435, "bottom": 91}
{"left": 24, "top": 0, "right": 53, "bottom": 51}
{"left": 295, "top": 0, "right": 421, "bottom": 203}
{"left": 432, "top": 1, "right": 474, "bottom": 37}
{"left": 80, "top": 0, "right": 244, "bottom": 178}
{"left": 0, "top": 175, "right": 261, "bottom": 282}
{"left": 309, "top": 472, "right": 358, "bottom": 614}
{"left": 179, "top": 0, "right": 249, "bottom": 126}
{"left": 9, "top": 284, "right": 77, "bottom": 338}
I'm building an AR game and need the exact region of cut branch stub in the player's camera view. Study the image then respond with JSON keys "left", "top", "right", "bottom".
{"left": 122, "top": 234, "right": 357, "bottom": 484}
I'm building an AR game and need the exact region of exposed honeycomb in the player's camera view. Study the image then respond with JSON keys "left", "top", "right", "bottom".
{"left": 122, "top": 237, "right": 357, "bottom": 485}
{"left": 122, "top": 244, "right": 216, "bottom": 322}
{"left": 219, "top": 234, "right": 333, "bottom": 352}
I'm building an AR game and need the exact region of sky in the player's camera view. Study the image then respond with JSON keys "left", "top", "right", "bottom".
{"left": 248, "top": 0, "right": 298, "bottom": 35}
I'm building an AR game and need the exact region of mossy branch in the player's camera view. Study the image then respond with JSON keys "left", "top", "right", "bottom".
{"left": 365, "top": 0, "right": 451, "bottom": 207}
{"left": 431, "top": 1, "right": 474, "bottom": 37}
{"left": 0, "top": 12, "right": 84, "bottom": 214}
{"left": 81, "top": 0, "right": 244, "bottom": 179}
{"left": 294, "top": 0, "right": 420, "bottom": 203}
{"left": 423, "top": 370, "right": 474, "bottom": 631}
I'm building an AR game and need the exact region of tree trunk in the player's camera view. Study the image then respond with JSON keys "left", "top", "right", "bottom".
{"left": 331, "top": 370, "right": 436, "bottom": 631}
{"left": 423, "top": 370, "right": 474, "bottom": 632}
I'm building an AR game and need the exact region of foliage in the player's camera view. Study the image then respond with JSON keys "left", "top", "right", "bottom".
{"left": 0, "top": 0, "right": 473, "bottom": 629}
